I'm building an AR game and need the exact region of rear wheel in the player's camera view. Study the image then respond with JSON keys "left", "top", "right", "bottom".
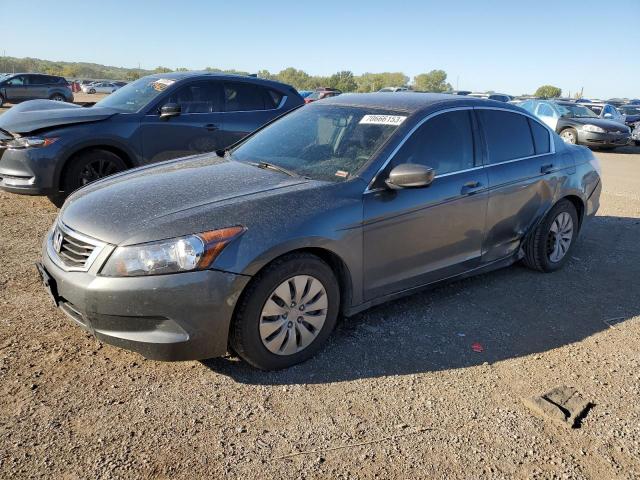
{"left": 559, "top": 128, "right": 578, "bottom": 144}
{"left": 230, "top": 253, "right": 340, "bottom": 370}
{"left": 50, "top": 93, "right": 65, "bottom": 102}
{"left": 61, "top": 149, "right": 127, "bottom": 195}
{"left": 89, "top": 88, "right": 96, "bottom": 94}
{"left": 522, "top": 199, "right": 579, "bottom": 272}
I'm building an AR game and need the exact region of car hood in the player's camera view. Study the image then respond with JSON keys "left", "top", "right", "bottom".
{"left": 0, "top": 100, "right": 119, "bottom": 134}
{"left": 59, "top": 155, "right": 313, "bottom": 245}
{"left": 567, "top": 117, "right": 629, "bottom": 132}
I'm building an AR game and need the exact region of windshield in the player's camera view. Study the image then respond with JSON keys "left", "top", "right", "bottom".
{"left": 94, "top": 76, "right": 176, "bottom": 112}
{"left": 620, "top": 106, "right": 640, "bottom": 115}
{"left": 231, "top": 105, "right": 406, "bottom": 181}
{"left": 556, "top": 104, "right": 599, "bottom": 118}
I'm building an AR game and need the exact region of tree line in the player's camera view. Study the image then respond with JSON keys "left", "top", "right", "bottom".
{"left": 0, "top": 56, "right": 454, "bottom": 93}
{"left": 0, "top": 55, "right": 564, "bottom": 97}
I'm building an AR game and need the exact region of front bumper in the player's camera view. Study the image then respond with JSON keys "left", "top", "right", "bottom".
{"left": 40, "top": 234, "right": 251, "bottom": 361}
{"left": 577, "top": 130, "right": 630, "bottom": 148}
{"left": 0, "top": 144, "right": 64, "bottom": 195}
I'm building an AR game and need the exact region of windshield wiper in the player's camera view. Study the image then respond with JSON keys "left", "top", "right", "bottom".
{"left": 255, "top": 161, "right": 304, "bottom": 178}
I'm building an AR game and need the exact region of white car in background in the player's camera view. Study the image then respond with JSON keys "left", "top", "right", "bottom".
{"left": 81, "top": 82, "right": 120, "bottom": 94}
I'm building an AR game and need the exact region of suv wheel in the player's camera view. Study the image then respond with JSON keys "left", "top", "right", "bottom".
{"left": 61, "top": 149, "right": 127, "bottom": 196}
{"left": 522, "top": 199, "right": 579, "bottom": 272}
{"left": 89, "top": 88, "right": 96, "bottom": 94}
{"left": 0, "top": 94, "right": 4, "bottom": 108}
{"left": 230, "top": 253, "right": 340, "bottom": 370}
{"left": 50, "top": 94, "right": 66, "bottom": 102}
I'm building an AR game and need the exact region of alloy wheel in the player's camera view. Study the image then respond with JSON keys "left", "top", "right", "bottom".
{"left": 546, "top": 212, "right": 574, "bottom": 262}
{"left": 259, "top": 275, "right": 328, "bottom": 356}
{"left": 79, "top": 158, "right": 122, "bottom": 185}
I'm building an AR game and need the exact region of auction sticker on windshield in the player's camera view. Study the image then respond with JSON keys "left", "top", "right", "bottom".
{"left": 359, "top": 115, "right": 407, "bottom": 126}
{"left": 151, "top": 79, "right": 176, "bottom": 92}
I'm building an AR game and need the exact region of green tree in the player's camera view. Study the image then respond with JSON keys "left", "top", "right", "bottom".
{"left": 534, "top": 85, "right": 562, "bottom": 99}
{"left": 413, "top": 70, "right": 451, "bottom": 92}
{"left": 274, "top": 67, "right": 311, "bottom": 90}
{"left": 328, "top": 71, "right": 357, "bottom": 92}
{"left": 154, "top": 66, "right": 173, "bottom": 73}
{"left": 126, "top": 70, "right": 141, "bottom": 81}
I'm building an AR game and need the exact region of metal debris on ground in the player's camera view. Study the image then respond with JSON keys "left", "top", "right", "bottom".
{"left": 523, "top": 386, "right": 592, "bottom": 428}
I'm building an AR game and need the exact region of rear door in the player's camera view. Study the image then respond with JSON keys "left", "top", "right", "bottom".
{"left": 478, "top": 108, "right": 560, "bottom": 262}
{"left": 140, "top": 80, "right": 226, "bottom": 163}
{"left": 221, "top": 81, "right": 285, "bottom": 146}
{"left": 25, "top": 75, "right": 49, "bottom": 99}
{"left": 363, "top": 109, "right": 489, "bottom": 300}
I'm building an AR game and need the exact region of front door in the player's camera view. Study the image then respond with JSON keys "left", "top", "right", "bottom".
{"left": 3, "top": 75, "right": 28, "bottom": 102}
{"left": 363, "top": 109, "right": 488, "bottom": 300}
{"left": 140, "top": 80, "right": 226, "bottom": 164}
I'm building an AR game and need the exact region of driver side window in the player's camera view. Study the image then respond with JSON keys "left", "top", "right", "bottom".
{"left": 165, "top": 82, "right": 223, "bottom": 114}
{"left": 389, "top": 110, "right": 475, "bottom": 176}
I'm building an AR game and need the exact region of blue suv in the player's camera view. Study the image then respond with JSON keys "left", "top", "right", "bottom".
{"left": 0, "top": 72, "right": 304, "bottom": 206}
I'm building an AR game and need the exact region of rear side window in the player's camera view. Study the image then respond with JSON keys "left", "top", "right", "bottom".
{"left": 528, "top": 118, "right": 551, "bottom": 155}
{"left": 391, "top": 110, "right": 475, "bottom": 175}
{"left": 265, "top": 89, "right": 283, "bottom": 109}
{"left": 27, "top": 75, "right": 46, "bottom": 85}
{"left": 224, "top": 82, "right": 267, "bottom": 111}
{"left": 478, "top": 110, "right": 535, "bottom": 164}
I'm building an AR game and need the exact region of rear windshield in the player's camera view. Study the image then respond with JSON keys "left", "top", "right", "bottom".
{"left": 231, "top": 105, "right": 406, "bottom": 182}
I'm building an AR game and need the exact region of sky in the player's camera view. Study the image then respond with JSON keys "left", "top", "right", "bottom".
{"left": 2, "top": 0, "right": 638, "bottom": 98}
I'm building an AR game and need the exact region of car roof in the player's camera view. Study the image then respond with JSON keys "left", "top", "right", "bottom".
{"left": 143, "top": 71, "right": 296, "bottom": 91}
{"left": 319, "top": 92, "right": 526, "bottom": 115}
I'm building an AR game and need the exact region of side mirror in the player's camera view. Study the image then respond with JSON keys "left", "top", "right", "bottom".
{"left": 385, "top": 163, "right": 435, "bottom": 190}
{"left": 160, "top": 103, "right": 181, "bottom": 119}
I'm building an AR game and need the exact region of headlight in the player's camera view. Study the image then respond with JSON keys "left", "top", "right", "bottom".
{"left": 100, "top": 226, "right": 246, "bottom": 277}
{"left": 582, "top": 124, "right": 605, "bottom": 133}
{"left": 6, "top": 136, "right": 59, "bottom": 149}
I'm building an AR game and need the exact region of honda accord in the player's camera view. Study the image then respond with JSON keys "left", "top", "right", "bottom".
{"left": 37, "top": 94, "right": 602, "bottom": 370}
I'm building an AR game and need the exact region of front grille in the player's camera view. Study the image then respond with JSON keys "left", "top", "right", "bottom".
{"left": 57, "top": 231, "right": 96, "bottom": 268}
{"left": 50, "top": 224, "right": 104, "bottom": 271}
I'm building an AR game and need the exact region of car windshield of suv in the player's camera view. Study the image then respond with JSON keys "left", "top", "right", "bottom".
{"left": 231, "top": 105, "right": 406, "bottom": 181}
{"left": 556, "top": 104, "right": 599, "bottom": 118}
{"left": 94, "top": 77, "right": 176, "bottom": 113}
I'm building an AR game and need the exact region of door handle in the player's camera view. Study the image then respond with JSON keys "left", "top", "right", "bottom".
{"left": 540, "top": 163, "right": 554, "bottom": 174}
{"left": 461, "top": 181, "right": 482, "bottom": 195}
{"left": 204, "top": 124, "right": 219, "bottom": 131}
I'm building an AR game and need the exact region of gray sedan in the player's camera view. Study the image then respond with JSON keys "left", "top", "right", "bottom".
{"left": 38, "top": 94, "right": 602, "bottom": 370}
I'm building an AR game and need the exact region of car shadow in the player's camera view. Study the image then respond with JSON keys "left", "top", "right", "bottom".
{"left": 202, "top": 215, "right": 640, "bottom": 384}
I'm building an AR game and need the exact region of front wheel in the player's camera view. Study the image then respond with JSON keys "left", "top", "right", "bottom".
{"left": 559, "top": 128, "right": 578, "bottom": 144}
{"left": 522, "top": 199, "right": 579, "bottom": 272}
{"left": 230, "top": 253, "right": 340, "bottom": 370}
{"left": 61, "top": 149, "right": 127, "bottom": 196}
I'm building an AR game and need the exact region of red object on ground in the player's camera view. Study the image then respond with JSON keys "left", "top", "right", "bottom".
{"left": 471, "top": 342, "right": 484, "bottom": 353}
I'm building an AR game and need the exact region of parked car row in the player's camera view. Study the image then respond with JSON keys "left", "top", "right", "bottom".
{"left": 519, "top": 99, "right": 632, "bottom": 149}
{"left": 18, "top": 90, "right": 601, "bottom": 369}
{"left": 80, "top": 81, "right": 121, "bottom": 94}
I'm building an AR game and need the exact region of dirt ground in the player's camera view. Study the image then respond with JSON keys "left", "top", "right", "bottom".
{"left": 0, "top": 146, "right": 639, "bottom": 479}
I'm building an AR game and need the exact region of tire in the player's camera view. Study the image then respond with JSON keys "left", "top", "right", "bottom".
{"left": 230, "top": 253, "right": 340, "bottom": 370}
{"left": 61, "top": 149, "right": 127, "bottom": 196}
{"left": 89, "top": 88, "right": 96, "bottom": 94}
{"left": 0, "top": 94, "right": 4, "bottom": 108}
{"left": 47, "top": 194, "right": 67, "bottom": 208}
{"left": 559, "top": 128, "right": 578, "bottom": 145}
{"left": 50, "top": 94, "right": 65, "bottom": 102}
{"left": 522, "top": 199, "right": 579, "bottom": 272}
